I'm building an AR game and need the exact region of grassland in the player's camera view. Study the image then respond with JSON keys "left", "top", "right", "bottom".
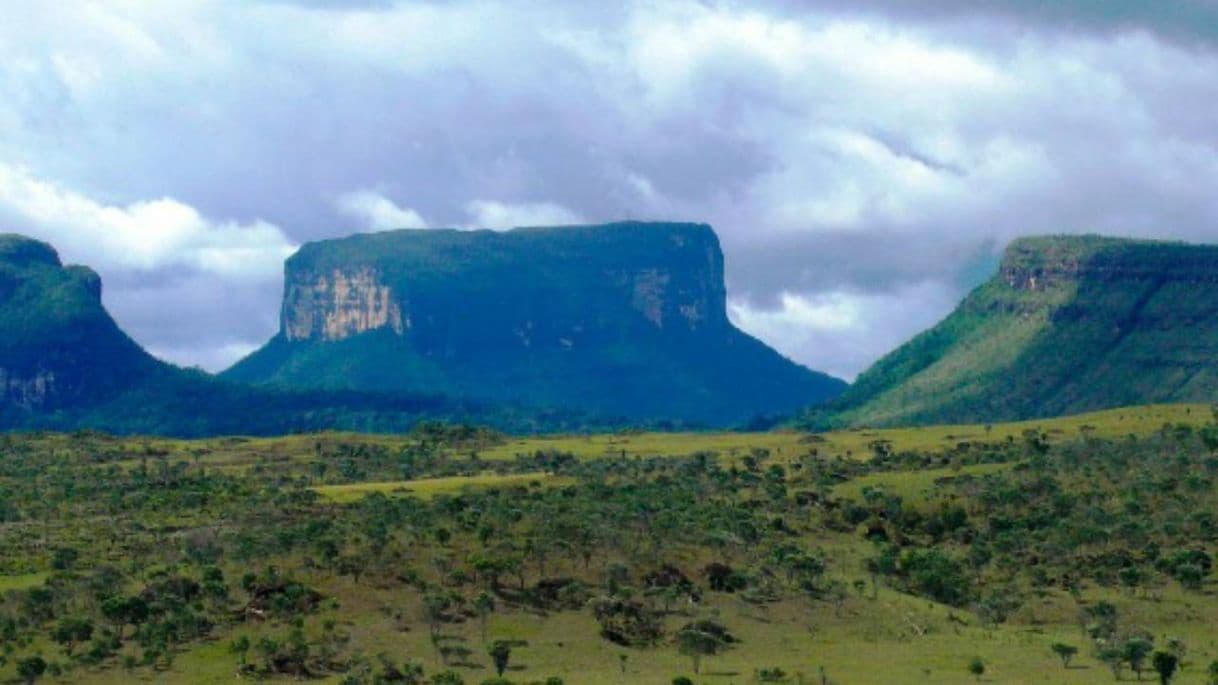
{"left": 311, "top": 472, "right": 573, "bottom": 503}
{"left": 73, "top": 581, "right": 1218, "bottom": 685}
{"left": 63, "top": 401, "right": 1212, "bottom": 474}
{"left": 830, "top": 462, "right": 1013, "bottom": 504}
{"left": 1, "top": 403, "right": 1216, "bottom": 684}
{"left": 0, "top": 572, "right": 47, "bottom": 593}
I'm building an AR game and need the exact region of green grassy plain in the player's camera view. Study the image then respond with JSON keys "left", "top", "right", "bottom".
{"left": 311, "top": 472, "right": 572, "bottom": 503}
{"left": 63, "top": 557, "right": 1218, "bottom": 685}
{"left": 0, "top": 572, "right": 47, "bottom": 593}
{"left": 2, "top": 403, "right": 1217, "bottom": 684}
{"left": 468, "top": 402, "right": 1213, "bottom": 461}
{"left": 34, "top": 401, "right": 1204, "bottom": 471}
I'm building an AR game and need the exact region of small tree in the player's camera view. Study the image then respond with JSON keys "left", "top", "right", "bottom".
{"left": 423, "top": 591, "right": 452, "bottom": 642}
{"left": 1153, "top": 651, "right": 1178, "bottom": 685}
{"left": 1051, "top": 642, "right": 1078, "bottom": 668}
{"left": 1098, "top": 646, "right": 1124, "bottom": 679}
{"left": 475, "top": 591, "right": 495, "bottom": 642}
{"left": 968, "top": 656, "right": 985, "bottom": 682}
{"left": 101, "top": 595, "right": 149, "bottom": 640}
{"left": 17, "top": 656, "right": 47, "bottom": 685}
{"left": 431, "top": 670, "right": 465, "bottom": 685}
{"left": 677, "top": 628, "right": 722, "bottom": 675}
{"left": 1208, "top": 660, "right": 1218, "bottom": 685}
{"left": 489, "top": 640, "right": 512, "bottom": 677}
{"left": 229, "top": 635, "right": 252, "bottom": 667}
{"left": 51, "top": 617, "right": 94, "bottom": 656}
{"left": 1124, "top": 637, "right": 1154, "bottom": 681}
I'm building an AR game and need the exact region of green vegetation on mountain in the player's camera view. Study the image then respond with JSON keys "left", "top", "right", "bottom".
{"left": 0, "top": 235, "right": 608, "bottom": 436}
{"left": 0, "top": 234, "right": 162, "bottom": 410}
{"left": 224, "top": 222, "right": 845, "bottom": 426}
{"left": 809, "top": 235, "right": 1218, "bottom": 428}
{"left": 1, "top": 405, "right": 1217, "bottom": 684}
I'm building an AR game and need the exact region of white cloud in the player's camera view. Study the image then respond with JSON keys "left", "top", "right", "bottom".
{"left": 0, "top": 163, "right": 295, "bottom": 370}
{"left": 2, "top": 1, "right": 1218, "bottom": 377}
{"left": 728, "top": 283, "right": 960, "bottom": 380}
{"left": 336, "top": 190, "right": 427, "bottom": 231}
{"left": 0, "top": 163, "right": 295, "bottom": 280}
{"left": 465, "top": 200, "right": 583, "bottom": 229}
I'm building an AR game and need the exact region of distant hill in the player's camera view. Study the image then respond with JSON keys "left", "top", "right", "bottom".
{"left": 806, "top": 234, "right": 1218, "bottom": 428}
{"left": 0, "top": 234, "right": 164, "bottom": 411}
{"left": 224, "top": 222, "right": 846, "bottom": 425}
{"left": 0, "top": 234, "right": 600, "bottom": 436}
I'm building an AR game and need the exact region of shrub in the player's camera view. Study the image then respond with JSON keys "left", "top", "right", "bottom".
{"left": 757, "top": 666, "right": 789, "bottom": 682}
{"left": 431, "top": 671, "right": 465, "bottom": 685}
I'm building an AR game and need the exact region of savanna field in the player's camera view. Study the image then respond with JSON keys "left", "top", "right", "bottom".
{"left": 2, "top": 404, "right": 1217, "bottom": 684}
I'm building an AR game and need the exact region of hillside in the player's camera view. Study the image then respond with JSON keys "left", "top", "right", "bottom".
{"left": 0, "top": 234, "right": 167, "bottom": 412}
{"left": 810, "top": 234, "right": 1218, "bottom": 428}
{"left": 225, "top": 222, "right": 846, "bottom": 426}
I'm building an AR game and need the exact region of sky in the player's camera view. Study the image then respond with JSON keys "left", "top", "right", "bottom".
{"left": 2, "top": 1, "right": 1217, "bottom": 379}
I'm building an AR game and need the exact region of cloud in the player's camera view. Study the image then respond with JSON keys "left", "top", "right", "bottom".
{"left": 2, "top": 1, "right": 1217, "bottom": 378}
{"left": 801, "top": 0, "right": 1218, "bottom": 47}
{"left": 0, "top": 164, "right": 295, "bottom": 279}
{"left": 728, "top": 283, "right": 960, "bottom": 380}
{"left": 0, "top": 163, "right": 294, "bottom": 370}
{"left": 336, "top": 190, "right": 427, "bottom": 231}
{"left": 465, "top": 200, "right": 583, "bottom": 229}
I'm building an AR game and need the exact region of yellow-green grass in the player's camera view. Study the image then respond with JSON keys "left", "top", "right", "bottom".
{"left": 833, "top": 462, "right": 1014, "bottom": 505}
{"left": 480, "top": 402, "right": 1212, "bottom": 462}
{"left": 0, "top": 571, "right": 47, "bottom": 592}
{"left": 37, "top": 402, "right": 1211, "bottom": 476}
{"left": 59, "top": 570, "right": 1218, "bottom": 685}
{"left": 310, "top": 471, "right": 571, "bottom": 503}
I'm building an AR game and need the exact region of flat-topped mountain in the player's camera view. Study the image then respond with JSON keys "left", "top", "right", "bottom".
{"left": 225, "top": 222, "right": 846, "bottom": 425}
{"left": 811, "top": 234, "right": 1218, "bottom": 428}
{"left": 0, "top": 234, "right": 589, "bottom": 435}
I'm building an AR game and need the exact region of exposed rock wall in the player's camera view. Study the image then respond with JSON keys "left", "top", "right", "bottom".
{"left": 1000, "top": 236, "right": 1218, "bottom": 293}
{"left": 282, "top": 267, "right": 405, "bottom": 342}
{"left": 0, "top": 367, "right": 54, "bottom": 409}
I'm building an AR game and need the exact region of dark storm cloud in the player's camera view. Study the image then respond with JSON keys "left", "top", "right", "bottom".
{"left": 1, "top": 1, "right": 1216, "bottom": 378}
{"left": 807, "top": 0, "right": 1218, "bottom": 46}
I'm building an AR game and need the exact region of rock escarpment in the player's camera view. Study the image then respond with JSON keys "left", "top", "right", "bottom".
{"left": 226, "top": 222, "right": 845, "bottom": 425}
{"left": 283, "top": 267, "right": 406, "bottom": 341}
{"left": 810, "top": 234, "right": 1218, "bottom": 428}
{"left": 0, "top": 368, "right": 56, "bottom": 409}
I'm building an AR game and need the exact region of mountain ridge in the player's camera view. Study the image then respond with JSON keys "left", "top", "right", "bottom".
{"left": 807, "top": 233, "right": 1218, "bottom": 428}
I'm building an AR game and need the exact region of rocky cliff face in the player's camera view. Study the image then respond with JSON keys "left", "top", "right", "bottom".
{"left": 0, "top": 368, "right": 55, "bottom": 409}
{"left": 813, "top": 234, "right": 1218, "bottom": 428}
{"left": 283, "top": 267, "right": 406, "bottom": 342}
{"left": 1000, "top": 235, "right": 1218, "bottom": 293}
{"left": 227, "top": 222, "right": 845, "bottom": 426}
